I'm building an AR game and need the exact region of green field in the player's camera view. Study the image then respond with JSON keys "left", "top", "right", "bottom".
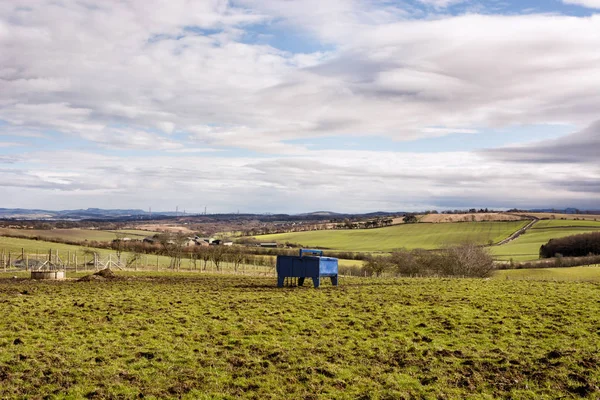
{"left": 0, "top": 273, "right": 598, "bottom": 399}
{"left": 495, "top": 266, "right": 600, "bottom": 282}
{"left": 533, "top": 219, "right": 600, "bottom": 229}
{"left": 254, "top": 221, "right": 528, "bottom": 252}
{"left": 0, "top": 228, "right": 158, "bottom": 243}
{"left": 491, "top": 220, "right": 600, "bottom": 261}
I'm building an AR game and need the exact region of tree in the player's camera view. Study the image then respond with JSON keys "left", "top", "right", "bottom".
{"left": 228, "top": 247, "right": 245, "bottom": 272}
{"left": 403, "top": 214, "right": 418, "bottom": 224}
{"left": 209, "top": 245, "right": 226, "bottom": 271}
{"left": 158, "top": 232, "right": 187, "bottom": 270}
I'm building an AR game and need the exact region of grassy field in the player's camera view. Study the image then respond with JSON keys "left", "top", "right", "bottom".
{"left": 0, "top": 228, "right": 159, "bottom": 243}
{"left": 253, "top": 221, "right": 528, "bottom": 252}
{"left": 495, "top": 266, "right": 600, "bottom": 282}
{"left": 491, "top": 220, "right": 600, "bottom": 262}
{"left": 0, "top": 273, "right": 598, "bottom": 399}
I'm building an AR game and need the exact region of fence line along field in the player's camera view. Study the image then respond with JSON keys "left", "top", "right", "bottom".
{"left": 491, "top": 219, "right": 600, "bottom": 261}
{"left": 0, "top": 274, "right": 598, "bottom": 399}
{"left": 0, "top": 236, "right": 275, "bottom": 275}
{"left": 252, "top": 221, "right": 529, "bottom": 252}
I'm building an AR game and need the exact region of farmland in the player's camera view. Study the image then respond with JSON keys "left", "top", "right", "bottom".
{"left": 491, "top": 219, "right": 600, "bottom": 261}
{"left": 253, "top": 221, "right": 528, "bottom": 252}
{"left": 0, "top": 273, "right": 598, "bottom": 399}
{"left": 0, "top": 228, "right": 156, "bottom": 243}
{"left": 496, "top": 266, "right": 600, "bottom": 282}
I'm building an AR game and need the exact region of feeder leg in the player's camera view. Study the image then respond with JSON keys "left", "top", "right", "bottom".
{"left": 312, "top": 277, "right": 320, "bottom": 288}
{"left": 298, "top": 277, "right": 305, "bottom": 287}
{"left": 330, "top": 275, "right": 338, "bottom": 286}
{"left": 277, "top": 276, "right": 285, "bottom": 288}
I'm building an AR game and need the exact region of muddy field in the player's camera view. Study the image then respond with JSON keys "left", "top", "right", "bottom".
{"left": 0, "top": 273, "right": 599, "bottom": 399}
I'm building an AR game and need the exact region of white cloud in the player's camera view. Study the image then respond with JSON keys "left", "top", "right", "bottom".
{"left": 563, "top": 0, "right": 600, "bottom": 9}
{"left": 1, "top": 1, "right": 600, "bottom": 210}
{"left": 2, "top": 146, "right": 597, "bottom": 212}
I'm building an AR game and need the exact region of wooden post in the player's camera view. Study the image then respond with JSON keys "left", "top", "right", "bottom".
{"left": 75, "top": 253, "right": 78, "bottom": 273}
{"left": 26, "top": 255, "right": 29, "bottom": 272}
{"left": 156, "top": 255, "right": 159, "bottom": 271}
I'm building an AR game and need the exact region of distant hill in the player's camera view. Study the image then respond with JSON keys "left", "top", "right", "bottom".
{"left": 0, "top": 208, "right": 148, "bottom": 220}
{"left": 0, "top": 207, "right": 597, "bottom": 221}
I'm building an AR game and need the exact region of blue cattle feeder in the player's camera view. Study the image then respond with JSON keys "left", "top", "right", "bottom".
{"left": 276, "top": 249, "right": 338, "bottom": 288}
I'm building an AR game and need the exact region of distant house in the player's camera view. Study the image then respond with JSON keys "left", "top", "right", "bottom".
{"left": 260, "top": 242, "right": 278, "bottom": 248}
{"left": 223, "top": 241, "right": 234, "bottom": 246}
{"left": 143, "top": 237, "right": 156, "bottom": 244}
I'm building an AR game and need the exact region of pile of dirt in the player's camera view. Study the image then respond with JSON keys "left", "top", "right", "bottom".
{"left": 77, "top": 268, "right": 117, "bottom": 282}
{"left": 95, "top": 268, "right": 116, "bottom": 279}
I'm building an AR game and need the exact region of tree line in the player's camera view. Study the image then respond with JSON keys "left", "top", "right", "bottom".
{"left": 539, "top": 232, "right": 600, "bottom": 258}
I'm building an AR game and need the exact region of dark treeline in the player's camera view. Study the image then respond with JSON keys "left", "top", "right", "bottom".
{"left": 540, "top": 232, "right": 600, "bottom": 258}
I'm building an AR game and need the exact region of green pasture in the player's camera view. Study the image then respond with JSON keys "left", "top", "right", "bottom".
{"left": 495, "top": 266, "right": 600, "bottom": 282}
{"left": 0, "top": 274, "right": 598, "bottom": 399}
{"left": 491, "top": 220, "right": 600, "bottom": 261}
{"left": 533, "top": 219, "right": 600, "bottom": 229}
{"left": 0, "top": 228, "right": 159, "bottom": 243}
{"left": 253, "top": 221, "right": 528, "bottom": 252}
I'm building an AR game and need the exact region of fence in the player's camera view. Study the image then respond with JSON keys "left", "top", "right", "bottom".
{"left": 0, "top": 248, "right": 276, "bottom": 276}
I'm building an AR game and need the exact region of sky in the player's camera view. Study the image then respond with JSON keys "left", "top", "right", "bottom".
{"left": 1, "top": 0, "right": 599, "bottom": 213}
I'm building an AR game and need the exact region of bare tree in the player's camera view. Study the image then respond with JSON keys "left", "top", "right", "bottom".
{"left": 210, "top": 245, "right": 226, "bottom": 272}
{"left": 228, "top": 247, "right": 244, "bottom": 272}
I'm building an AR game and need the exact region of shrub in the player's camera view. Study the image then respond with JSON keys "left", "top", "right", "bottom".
{"left": 362, "top": 243, "right": 495, "bottom": 278}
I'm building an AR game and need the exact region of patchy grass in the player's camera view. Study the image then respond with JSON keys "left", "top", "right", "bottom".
{"left": 491, "top": 220, "right": 600, "bottom": 261}
{"left": 0, "top": 273, "right": 598, "bottom": 399}
{"left": 253, "top": 221, "right": 528, "bottom": 252}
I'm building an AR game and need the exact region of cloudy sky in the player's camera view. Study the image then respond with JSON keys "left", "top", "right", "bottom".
{"left": 1, "top": 0, "right": 599, "bottom": 213}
